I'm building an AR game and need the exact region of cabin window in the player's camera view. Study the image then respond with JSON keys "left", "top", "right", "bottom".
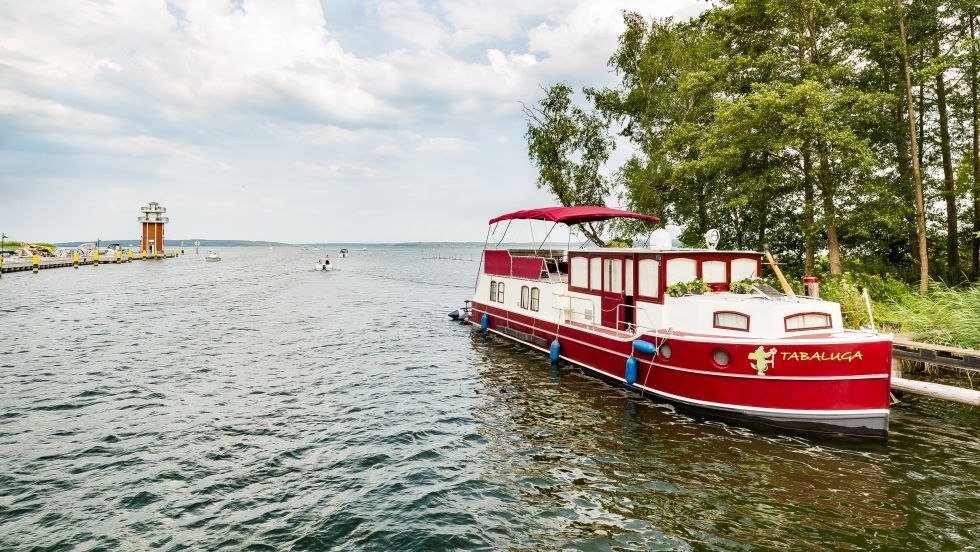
{"left": 666, "top": 258, "right": 697, "bottom": 285}
{"left": 589, "top": 257, "right": 602, "bottom": 290}
{"left": 731, "top": 258, "right": 758, "bottom": 280}
{"left": 490, "top": 281, "right": 496, "bottom": 302}
{"left": 702, "top": 261, "right": 726, "bottom": 283}
{"left": 520, "top": 286, "right": 530, "bottom": 309}
{"left": 497, "top": 282, "right": 505, "bottom": 303}
{"left": 530, "top": 288, "right": 540, "bottom": 311}
{"left": 570, "top": 256, "right": 588, "bottom": 288}
{"left": 785, "top": 312, "right": 832, "bottom": 331}
{"left": 638, "top": 259, "right": 660, "bottom": 297}
{"left": 714, "top": 311, "right": 749, "bottom": 332}
{"left": 603, "top": 258, "right": 623, "bottom": 293}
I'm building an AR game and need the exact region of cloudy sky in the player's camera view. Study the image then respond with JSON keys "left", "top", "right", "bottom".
{"left": 1, "top": 0, "right": 706, "bottom": 243}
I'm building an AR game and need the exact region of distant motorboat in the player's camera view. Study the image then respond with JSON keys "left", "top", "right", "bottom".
{"left": 205, "top": 250, "right": 221, "bottom": 262}
{"left": 339, "top": 248, "right": 350, "bottom": 257}
{"left": 316, "top": 257, "right": 333, "bottom": 271}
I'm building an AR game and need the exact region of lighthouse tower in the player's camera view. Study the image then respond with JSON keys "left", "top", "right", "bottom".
{"left": 139, "top": 201, "right": 169, "bottom": 255}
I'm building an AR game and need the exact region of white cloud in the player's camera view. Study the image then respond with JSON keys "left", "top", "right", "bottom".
{"left": 416, "top": 137, "right": 477, "bottom": 153}
{"left": 0, "top": 0, "right": 708, "bottom": 242}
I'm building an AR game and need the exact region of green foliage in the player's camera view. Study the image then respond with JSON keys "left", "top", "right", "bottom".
{"left": 524, "top": 83, "right": 615, "bottom": 246}
{"left": 729, "top": 277, "right": 765, "bottom": 294}
{"left": 882, "top": 283, "right": 980, "bottom": 349}
{"left": 666, "top": 278, "right": 711, "bottom": 297}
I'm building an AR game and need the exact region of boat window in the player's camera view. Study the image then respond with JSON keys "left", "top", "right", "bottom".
{"left": 785, "top": 312, "right": 832, "bottom": 331}
{"left": 731, "top": 258, "right": 758, "bottom": 280}
{"left": 530, "top": 288, "right": 540, "bottom": 311}
{"left": 714, "top": 311, "right": 749, "bottom": 331}
{"left": 665, "top": 258, "right": 697, "bottom": 285}
{"left": 520, "top": 286, "right": 530, "bottom": 309}
{"left": 603, "top": 258, "right": 623, "bottom": 293}
{"left": 589, "top": 257, "right": 602, "bottom": 290}
{"left": 638, "top": 259, "right": 660, "bottom": 297}
{"left": 497, "top": 282, "right": 505, "bottom": 303}
{"left": 570, "top": 256, "right": 588, "bottom": 288}
{"left": 702, "top": 260, "right": 726, "bottom": 283}
{"left": 490, "top": 281, "right": 496, "bottom": 302}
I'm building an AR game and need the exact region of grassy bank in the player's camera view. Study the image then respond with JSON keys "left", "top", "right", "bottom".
{"left": 817, "top": 273, "right": 980, "bottom": 350}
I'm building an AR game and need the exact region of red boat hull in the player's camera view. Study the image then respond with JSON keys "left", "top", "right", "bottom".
{"left": 469, "top": 301, "right": 891, "bottom": 437}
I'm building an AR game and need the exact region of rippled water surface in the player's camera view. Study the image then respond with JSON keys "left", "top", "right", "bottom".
{"left": 1, "top": 246, "right": 978, "bottom": 551}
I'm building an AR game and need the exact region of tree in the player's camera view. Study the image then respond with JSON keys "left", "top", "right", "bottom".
{"left": 524, "top": 83, "right": 616, "bottom": 246}
{"left": 896, "top": 0, "right": 930, "bottom": 294}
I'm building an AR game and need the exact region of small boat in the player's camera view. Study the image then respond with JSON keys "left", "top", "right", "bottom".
{"left": 205, "top": 250, "right": 221, "bottom": 262}
{"left": 459, "top": 206, "right": 893, "bottom": 437}
{"left": 316, "top": 257, "right": 333, "bottom": 271}
{"left": 339, "top": 248, "right": 350, "bottom": 257}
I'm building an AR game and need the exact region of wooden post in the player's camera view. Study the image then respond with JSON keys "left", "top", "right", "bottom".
{"left": 763, "top": 247, "right": 796, "bottom": 297}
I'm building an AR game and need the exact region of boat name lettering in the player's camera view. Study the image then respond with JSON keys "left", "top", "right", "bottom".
{"left": 779, "top": 351, "right": 863, "bottom": 362}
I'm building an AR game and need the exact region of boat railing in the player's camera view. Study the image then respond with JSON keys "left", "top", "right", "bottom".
{"left": 604, "top": 302, "right": 656, "bottom": 334}
{"left": 485, "top": 249, "right": 567, "bottom": 280}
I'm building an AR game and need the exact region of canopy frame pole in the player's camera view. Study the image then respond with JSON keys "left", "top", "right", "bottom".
{"left": 536, "top": 222, "right": 558, "bottom": 254}
{"left": 494, "top": 220, "right": 513, "bottom": 248}
{"left": 529, "top": 220, "right": 536, "bottom": 253}
{"left": 474, "top": 225, "right": 492, "bottom": 292}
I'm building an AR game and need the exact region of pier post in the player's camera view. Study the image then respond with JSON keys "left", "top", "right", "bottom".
{"left": 93, "top": 251, "right": 99, "bottom": 267}
{"left": 142, "top": 249, "right": 147, "bottom": 260}
{"left": 0, "top": 255, "right": 3, "bottom": 278}
{"left": 127, "top": 250, "right": 133, "bottom": 262}
{"left": 73, "top": 251, "right": 79, "bottom": 269}
{"left": 115, "top": 249, "right": 122, "bottom": 264}
{"left": 32, "top": 253, "right": 39, "bottom": 274}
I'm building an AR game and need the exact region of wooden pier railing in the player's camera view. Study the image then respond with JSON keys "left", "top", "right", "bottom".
{"left": 891, "top": 336, "right": 980, "bottom": 406}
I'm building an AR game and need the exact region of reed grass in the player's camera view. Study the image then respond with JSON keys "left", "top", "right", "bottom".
{"left": 817, "top": 273, "right": 980, "bottom": 350}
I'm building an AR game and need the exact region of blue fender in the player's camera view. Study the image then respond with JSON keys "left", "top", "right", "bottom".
{"left": 549, "top": 339, "right": 561, "bottom": 363}
{"left": 633, "top": 339, "right": 656, "bottom": 355}
{"left": 625, "top": 355, "right": 638, "bottom": 385}
{"left": 480, "top": 313, "right": 489, "bottom": 332}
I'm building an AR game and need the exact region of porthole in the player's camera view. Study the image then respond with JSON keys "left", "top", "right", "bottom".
{"left": 659, "top": 343, "right": 672, "bottom": 359}
{"left": 712, "top": 348, "right": 731, "bottom": 367}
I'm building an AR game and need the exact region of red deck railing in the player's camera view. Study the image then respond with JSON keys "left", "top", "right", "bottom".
{"left": 484, "top": 250, "right": 546, "bottom": 279}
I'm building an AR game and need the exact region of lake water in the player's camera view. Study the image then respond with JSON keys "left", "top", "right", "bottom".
{"left": 1, "top": 245, "right": 978, "bottom": 550}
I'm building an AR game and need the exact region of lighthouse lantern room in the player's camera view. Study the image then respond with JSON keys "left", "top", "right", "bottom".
{"left": 139, "top": 201, "right": 169, "bottom": 255}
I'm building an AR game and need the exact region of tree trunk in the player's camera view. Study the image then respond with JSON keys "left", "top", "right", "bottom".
{"left": 971, "top": 13, "right": 980, "bottom": 281}
{"left": 803, "top": 148, "right": 815, "bottom": 275}
{"left": 935, "top": 35, "right": 959, "bottom": 282}
{"left": 897, "top": 0, "right": 930, "bottom": 295}
{"left": 818, "top": 146, "right": 842, "bottom": 275}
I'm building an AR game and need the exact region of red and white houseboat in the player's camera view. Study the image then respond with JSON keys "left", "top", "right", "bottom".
{"left": 462, "top": 206, "right": 892, "bottom": 437}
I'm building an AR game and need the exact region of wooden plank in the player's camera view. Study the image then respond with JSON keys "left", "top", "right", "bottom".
{"left": 892, "top": 377, "right": 980, "bottom": 406}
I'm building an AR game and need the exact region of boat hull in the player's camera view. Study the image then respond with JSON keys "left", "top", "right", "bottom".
{"left": 469, "top": 301, "right": 891, "bottom": 437}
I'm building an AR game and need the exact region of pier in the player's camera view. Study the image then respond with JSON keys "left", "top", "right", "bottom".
{"left": 1, "top": 251, "right": 177, "bottom": 274}
{"left": 891, "top": 336, "right": 980, "bottom": 406}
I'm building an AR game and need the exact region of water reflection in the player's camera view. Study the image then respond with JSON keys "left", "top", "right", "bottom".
{"left": 468, "top": 333, "right": 973, "bottom": 549}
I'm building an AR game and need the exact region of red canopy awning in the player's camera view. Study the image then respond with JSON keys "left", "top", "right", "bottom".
{"left": 488, "top": 206, "right": 659, "bottom": 226}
